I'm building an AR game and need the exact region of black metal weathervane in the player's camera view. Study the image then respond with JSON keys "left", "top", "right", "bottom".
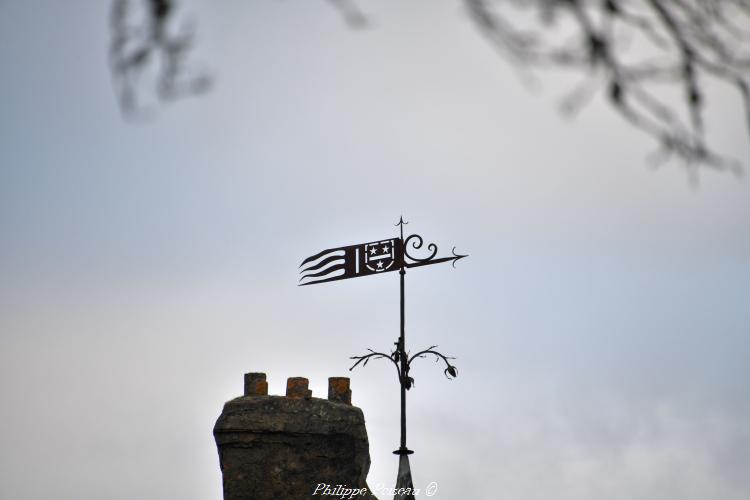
{"left": 299, "top": 217, "right": 466, "bottom": 499}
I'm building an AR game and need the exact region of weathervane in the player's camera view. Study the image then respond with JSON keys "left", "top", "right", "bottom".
{"left": 299, "top": 217, "right": 466, "bottom": 499}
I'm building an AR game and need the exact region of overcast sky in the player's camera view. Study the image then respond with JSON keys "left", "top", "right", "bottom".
{"left": 1, "top": 1, "right": 749, "bottom": 499}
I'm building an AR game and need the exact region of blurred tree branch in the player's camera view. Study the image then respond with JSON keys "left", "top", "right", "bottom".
{"left": 109, "top": 0, "right": 750, "bottom": 172}
{"left": 109, "top": 0, "right": 211, "bottom": 118}
{"left": 465, "top": 0, "right": 750, "bottom": 173}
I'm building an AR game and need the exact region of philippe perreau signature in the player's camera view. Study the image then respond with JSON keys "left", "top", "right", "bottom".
{"left": 312, "top": 481, "right": 438, "bottom": 498}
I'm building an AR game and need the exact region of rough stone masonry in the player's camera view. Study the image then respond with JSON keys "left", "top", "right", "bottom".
{"left": 214, "top": 373, "right": 377, "bottom": 499}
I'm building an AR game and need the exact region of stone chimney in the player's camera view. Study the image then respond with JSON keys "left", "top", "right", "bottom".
{"left": 214, "top": 372, "right": 376, "bottom": 500}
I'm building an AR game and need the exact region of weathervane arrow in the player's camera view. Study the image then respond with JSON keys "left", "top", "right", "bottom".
{"left": 299, "top": 220, "right": 466, "bottom": 285}
{"left": 403, "top": 242, "right": 467, "bottom": 269}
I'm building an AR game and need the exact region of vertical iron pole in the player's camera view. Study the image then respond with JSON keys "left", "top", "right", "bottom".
{"left": 399, "top": 265, "right": 407, "bottom": 452}
{"left": 395, "top": 217, "right": 412, "bottom": 456}
{"left": 394, "top": 218, "right": 415, "bottom": 500}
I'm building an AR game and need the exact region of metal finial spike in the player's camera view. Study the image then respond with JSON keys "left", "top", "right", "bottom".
{"left": 395, "top": 216, "right": 408, "bottom": 227}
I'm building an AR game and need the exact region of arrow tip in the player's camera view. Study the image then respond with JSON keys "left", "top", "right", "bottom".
{"left": 451, "top": 247, "right": 468, "bottom": 268}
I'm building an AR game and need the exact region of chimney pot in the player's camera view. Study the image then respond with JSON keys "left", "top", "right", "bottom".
{"left": 328, "top": 377, "right": 352, "bottom": 405}
{"left": 244, "top": 372, "right": 268, "bottom": 396}
{"left": 286, "top": 377, "right": 312, "bottom": 399}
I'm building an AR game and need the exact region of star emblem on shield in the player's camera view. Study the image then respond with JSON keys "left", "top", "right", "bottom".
{"left": 365, "top": 239, "right": 398, "bottom": 273}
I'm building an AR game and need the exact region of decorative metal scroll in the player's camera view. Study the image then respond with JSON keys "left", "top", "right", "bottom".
{"left": 403, "top": 233, "right": 466, "bottom": 269}
{"left": 349, "top": 344, "right": 458, "bottom": 391}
